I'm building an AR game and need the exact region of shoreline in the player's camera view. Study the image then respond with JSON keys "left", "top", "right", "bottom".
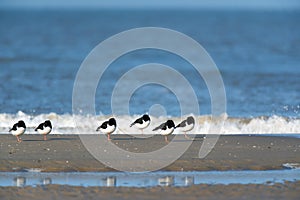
{"left": 1, "top": 181, "right": 300, "bottom": 200}
{"left": 0, "top": 134, "right": 299, "bottom": 172}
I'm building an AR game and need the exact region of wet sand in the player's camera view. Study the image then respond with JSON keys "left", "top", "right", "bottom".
{"left": 0, "top": 134, "right": 299, "bottom": 172}
{"left": 0, "top": 181, "right": 300, "bottom": 200}
{"left": 1, "top": 134, "right": 300, "bottom": 199}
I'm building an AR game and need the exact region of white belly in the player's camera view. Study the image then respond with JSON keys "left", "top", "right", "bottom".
{"left": 37, "top": 127, "right": 51, "bottom": 135}
{"left": 11, "top": 127, "right": 25, "bottom": 136}
{"left": 160, "top": 127, "right": 174, "bottom": 136}
{"left": 134, "top": 120, "right": 150, "bottom": 129}
{"left": 100, "top": 125, "right": 116, "bottom": 134}
{"left": 180, "top": 123, "right": 194, "bottom": 132}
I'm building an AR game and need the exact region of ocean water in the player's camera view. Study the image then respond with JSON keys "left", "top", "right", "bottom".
{"left": 0, "top": 9, "right": 299, "bottom": 134}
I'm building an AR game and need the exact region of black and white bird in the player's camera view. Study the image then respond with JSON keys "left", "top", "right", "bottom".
{"left": 175, "top": 116, "right": 195, "bottom": 139}
{"left": 9, "top": 120, "right": 26, "bottom": 142}
{"left": 152, "top": 120, "right": 175, "bottom": 143}
{"left": 35, "top": 120, "right": 52, "bottom": 141}
{"left": 96, "top": 118, "right": 117, "bottom": 141}
{"left": 130, "top": 114, "right": 151, "bottom": 134}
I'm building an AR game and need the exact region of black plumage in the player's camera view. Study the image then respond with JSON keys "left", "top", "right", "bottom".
{"left": 153, "top": 120, "right": 175, "bottom": 131}
{"left": 175, "top": 116, "right": 195, "bottom": 128}
{"left": 96, "top": 118, "right": 116, "bottom": 131}
{"left": 130, "top": 114, "right": 150, "bottom": 127}
{"left": 9, "top": 120, "right": 26, "bottom": 132}
{"left": 35, "top": 120, "right": 52, "bottom": 131}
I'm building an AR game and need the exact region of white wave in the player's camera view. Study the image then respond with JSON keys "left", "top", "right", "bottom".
{"left": 282, "top": 163, "right": 300, "bottom": 169}
{"left": 0, "top": 111, "right": 299, "bottom": 135}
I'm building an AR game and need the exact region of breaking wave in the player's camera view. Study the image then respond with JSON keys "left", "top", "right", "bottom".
{"left": 0, "top": 111, "right": 299, "bottom": 135}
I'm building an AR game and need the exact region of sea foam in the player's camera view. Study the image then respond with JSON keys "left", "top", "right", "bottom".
{"left": 0, "top": 111, "right": 299, "bottom": 135}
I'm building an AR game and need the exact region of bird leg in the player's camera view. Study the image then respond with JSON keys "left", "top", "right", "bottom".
{"left": 16, "top": 136, "right": 21, "bottom": 143}
{"left": 44, "top": 135, "right": 47, "bottom": 141}
{"left": 184, "top": 132, "right": 191, "bottom": 139}
{"left": 107, "top": 134, "right": 111, "bottom": 141}
{"left": 164, "top": 136, "right": 169, "bottom": 143}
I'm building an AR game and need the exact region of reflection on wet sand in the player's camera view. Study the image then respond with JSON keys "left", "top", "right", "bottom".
{"left": 13, "top": 177, "right": 26, "bottom": 187}
{"left": 158, "top": 176, "right": 174, "bottom": 186}
{"left": 103, "top": 176, "right": 116, "bottom": 187}
{"left": 41, "top": 177, "right": 52, "bottom": 185}
{"left": 4, "top": 169, "right": 299, "bottom": 188}
{"left": 184, "top": 176, "right": 194, "bottom": 186}
{"left": 11, "top": 175, "right": 190, "bottom": 188}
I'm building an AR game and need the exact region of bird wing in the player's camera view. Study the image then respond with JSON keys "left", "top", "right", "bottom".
{"left": 35, "top": 123, "right": 44, "bottom": 131}
{"left": 175, "top": 119, "right": 187, "bottom": 128}
{"left": 130, "top": 117, "right": 143, "bottom": 127}
{"left": 9, "top": 124, "right": 17, "bottom": 132}
{"left": 97, "top": 121, "right": 108, "bottom": 131}
{"left": 152, "top": 122, "right": 166, "bottom": 131}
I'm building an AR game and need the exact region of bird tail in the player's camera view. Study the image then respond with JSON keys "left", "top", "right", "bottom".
{"left": 152, "top": 127, "right": 159, "bottom": 131}
{"left": 175, "top": 122, "right": 184, "bottom": 129}
{"left": 34, "top": 127, "right": 38, "bottom": 131}
{"left": 8, "top": 128, "right": 12, "bottom": 132}
{"left": 96, "top": 127, "right": 100, "bottom": 131}
{"left": 129, "top": 122, "right": 135, "bottom": 127}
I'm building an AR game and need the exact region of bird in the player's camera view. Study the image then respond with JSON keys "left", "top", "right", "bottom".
{"left": 130, "top": 114, "right": 151, "bottom": 134}
{"left": 96, "top": 118, "right": 117, "bottom": 141}
{"left": 35, "top": 120, "right": 52, "bottom": 141}
{"left": 152, "top": 120, "right": 175, "bottom": 143}
{"left": 175, "top": 116, "right": 195, "bottom": 139}
{"left": 9, "top": 120, "right": 26, "bottom": 142}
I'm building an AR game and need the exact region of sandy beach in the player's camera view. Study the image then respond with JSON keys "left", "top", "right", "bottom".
{"left": 0, "top": 134, "right": 299, "bottom": 172}
{"left": 1, "top": 134, "right": 300, "bottom": 199}
{"left": 0, "top": 181, "right": 300, "bottom": 200}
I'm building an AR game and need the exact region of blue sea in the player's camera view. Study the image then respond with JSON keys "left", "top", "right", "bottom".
{"left": 0, "top": 9, "right": 299, "bottom": 134}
